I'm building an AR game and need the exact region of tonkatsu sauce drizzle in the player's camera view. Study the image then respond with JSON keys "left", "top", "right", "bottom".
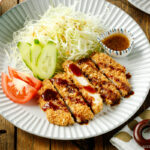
{"left": 55, "top": 78, "right": 68, "bottom": 86}
{"left": 69, "top": 64, "right": 82, "bottom": 76}
{"left": 78, "top": 58, "right": 89, "bottom": 65}
{"left": 42, "top": 101, "right": 60, "bottom": 111}
{"left": 125, "top": 91, "right": 134, "bottom": 98}
{"left": 42, "top": 89, "right": 57, "bottom": 101}
{"left": 98, "top": 62, "right": 125, "bottom": 73}
{"left": 126, "top": 73, "right": 132, "bottom": 79}
{"left": 83, "top": 86, "right": 96, "bottom": 94}
{"left": 79, "top": 120, "right": 89, "bottom": 125}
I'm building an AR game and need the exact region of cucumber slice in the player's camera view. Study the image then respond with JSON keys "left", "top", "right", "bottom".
{"left": 17, "top": 42, "right": 32, "bottom": 70}
{"left": 37, "top": 41, "right": 57, "bottom": 80}
{"left": 30, "top": 39, "right": 42, "bottom": 76}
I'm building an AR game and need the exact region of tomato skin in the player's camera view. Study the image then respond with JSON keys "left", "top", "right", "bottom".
{"left": 1, "top": 73, "right": 37, "bottom": 104}
{"left": 8, "top": 66, "right": 42, "bottom": 90}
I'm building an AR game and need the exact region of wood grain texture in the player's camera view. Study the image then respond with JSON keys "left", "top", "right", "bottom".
{"left": 17, "top": 129, "right": 50, "bottom": 150}
{"left": 0, "top": 2, "right": 17, "bottom": 150}
{"left": 0, "top": 0, "right": 150, "bottom": 150}
{"left": 19, "top": 0, "right": 24, "bottom": 2}
{"left": 0, "top": 116, "right": 15, "bottom": 150}
{"left": 94, "top": 136, "right": 103, "bottom": 150}
{"left": 1, "top": 0, "right": 17, "bottom": 14}
{"left": 51, "top": 140, "right": 79, "bottom": 150}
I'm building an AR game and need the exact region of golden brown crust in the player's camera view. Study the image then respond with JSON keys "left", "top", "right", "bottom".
{"left": 52, "top": 73, "right": 94, "bottom": 123}
{"left": 63, "top": 60, "right": 103, "bottom": 114}
{"left": 38, "top": 79, "right": 74, "bottom": 126}
{"left": 91, "top": 53, "right": 131, "bottom": 97}
{"left": 77, "top": 58, "right": 121, "bottom": 105}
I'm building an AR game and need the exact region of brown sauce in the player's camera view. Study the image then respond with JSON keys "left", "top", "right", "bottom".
{"left": 78, "top": 58, "right": 89, "bottom": 65}
{"left": 83, "top": 85, "right": 96, "bottom": 94}
{"left": 102, "top": 33, "right": 130, "bottom": 51}
{"left": 98, "top": 62, "right": 125, "bottom": 73}
{"left": 55, "top": 78, "right": 76, "bottom": 93}
{"left": 72, "top": 98, "right": 86, "bottom": 105}
{"left": 79, "top": 120, "right": 89, "bottom": 125}
{"left": 126, "top": 73, "right": 132, "bottom": 79}
{"left": 42, "top": 101, "right": 60, "bottom": 111}
{"left": 41, "top": 89, "right": 58, "bottom": 101}
{"left": 120, "top": 82, "right": 131, "bottom": 93}
{"left": 69, "top": 64, "right": 82, "bottom": 76}
{"left": 125, "top": 91, "right": 134, "bottom": 98}
{"left": 107, "top": 75, "right": 131, "bottom": 93}
{"left": 67, "top": 85, "right": 76, "bottom": 93}
{"left": 42, "top": 99, "right": 68, "bottom": 112}
{"left": 55, "top": 78, "right": 68, "bottom": 86}
{"left": 65, "top": 96, "right": 86, "bottom": 105}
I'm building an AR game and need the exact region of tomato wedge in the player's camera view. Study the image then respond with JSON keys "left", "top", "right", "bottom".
{"left": 8, "top": 66, "right": 42, "bottom": 90}
{"left": 1, "top": 73, "right": 37, "bottom": 104}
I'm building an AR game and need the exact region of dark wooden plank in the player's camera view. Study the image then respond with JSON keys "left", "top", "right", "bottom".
{"left": 0, "top": 0, "right": 2, "bottom": 15}
{"left": 0, "top": 115, "right": 15, "bottom": 150}
{"left": 0, "top": 1, "right": 17, "bottom": 150}
{"left": 17, "top": 129, "right": 50, "bottom": 150}
{"left": 94, "top": 136, "right": 103, "bottom": 150}
{"left": 51, "top": 140, "right": 79, "bottom": 150}
{"left": 1, "top": 0, "right": 17, "bottom": 14}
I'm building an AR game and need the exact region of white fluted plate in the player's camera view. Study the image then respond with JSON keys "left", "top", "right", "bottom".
{"left": 0, "top": 0, "right": 150, "bottom": 140}
{"left": 128, "top": 0, "right": 150, "bottom": 14}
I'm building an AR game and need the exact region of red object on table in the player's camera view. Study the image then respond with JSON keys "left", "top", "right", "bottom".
{"left": 133, "top": 119, "right": 150, "bottom": 150}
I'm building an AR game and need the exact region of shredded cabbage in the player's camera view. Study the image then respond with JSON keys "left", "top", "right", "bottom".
{"left": 9, "top": 4, "right": 106, "bottom": 73}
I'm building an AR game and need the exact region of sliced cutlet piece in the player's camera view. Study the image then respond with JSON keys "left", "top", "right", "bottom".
{"left": 63, "top": 61, "right": 103, "bottom": 114}
{"left": 52, "top": 73, "right": 94, "bottom": 123}
{"left": 91, "top": 53, "right": 131, "bottom": 97}
{"left": 77, "top": 58, "right": 121, "bottom": 105}
{"left": 38, "top": 79, "right": 74, "bottom": 126}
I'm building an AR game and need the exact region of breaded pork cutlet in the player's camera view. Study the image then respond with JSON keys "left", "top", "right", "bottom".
{"left": 63, "top": 61, "right": 103, "bottom": 114}
{"left": 52, "top": 73, "right": 94, "bottom": 123}
{"left": 91, "top": 53, "right": 131, "bottom": 97}
{"left": 38, "top": 79, "right": 74, "bottom": 126}
{"left": 77, "top": 58, "right": 121, "bottom": 105}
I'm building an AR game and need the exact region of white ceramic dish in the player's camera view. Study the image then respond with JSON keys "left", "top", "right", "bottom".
{"left": 98, "top": 28, "right": 134, "bottom": 58}
{"left": 128, "top": 0, "right": 150, "bottom": 14}
{"left": 0, "top": 0, "right": 150, "bottom": 140}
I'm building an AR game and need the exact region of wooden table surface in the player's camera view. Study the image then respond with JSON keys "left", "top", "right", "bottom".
{"left": 0, "top": 0, "right": 150, "bottom": 150}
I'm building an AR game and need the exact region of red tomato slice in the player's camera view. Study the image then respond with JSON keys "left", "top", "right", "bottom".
{"left": 1, "top": 72, "right": 37, "bottom": 104}
{"left": 8, "top": 66, "right": 42, "bottom": 90}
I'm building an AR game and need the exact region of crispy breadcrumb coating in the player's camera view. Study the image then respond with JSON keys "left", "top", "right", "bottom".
{"left": 63, "top": 60, "right": 103, "bottom": 114}
{"left": 38, "top": 79, "right": 74, "bottom": 126}
{"left": 91, "top": 53, "right": 131, "bottom": 96}
{"left": 77, "top": 58, "right": 121, "bottom": 105}
{"left": 52, "top": 73, "right": 94, "bottom": 123}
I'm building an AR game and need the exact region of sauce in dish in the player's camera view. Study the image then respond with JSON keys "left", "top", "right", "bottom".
{"left": 102, "top": 33, "right": 130, "bottom": 51}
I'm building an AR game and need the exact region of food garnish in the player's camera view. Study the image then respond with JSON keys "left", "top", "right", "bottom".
{"left": 18, "top": 40, "right": 57, "bottom": 80}
{"left": 1, "top": 73, "right": 37, "bottom": 104}
{"left": 1, "top": 67, "right": 41, "bottom": 104}
{"left": 8, "top": 5, "right": 105, "bottom": 77}
{"left": 8, "top": 66, "right": 42, "bottom": 90}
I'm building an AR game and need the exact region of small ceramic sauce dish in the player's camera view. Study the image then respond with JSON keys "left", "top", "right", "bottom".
{"left": 98, "top": 28, "right": 134, "bottom": 57}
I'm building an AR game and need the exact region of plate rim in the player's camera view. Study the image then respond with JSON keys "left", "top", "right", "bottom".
{"left": 128, "top": 0, "right": 150, "bottom": 15}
